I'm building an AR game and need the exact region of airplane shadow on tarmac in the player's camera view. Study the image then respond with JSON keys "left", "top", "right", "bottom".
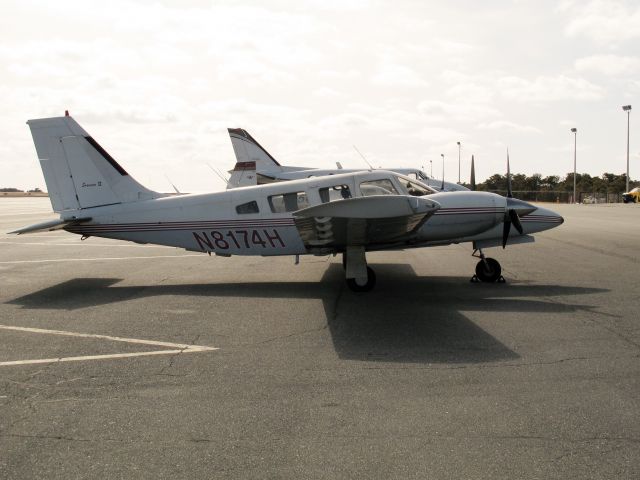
{"left": 7, "top": 263, "right": 608, "bottom": 365}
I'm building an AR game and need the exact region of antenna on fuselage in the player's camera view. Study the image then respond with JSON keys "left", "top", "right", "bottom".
{"left": 353, "top": 145, "right": 374, "bottom": 171}
{"left": 207, "top": 164, "right": 230, "bottom": 186}
{"left": 164, "top": 175, "right": 181, "bottom": 194}
{"left": 440, "top": 153, "right": 445, "bottom": 191}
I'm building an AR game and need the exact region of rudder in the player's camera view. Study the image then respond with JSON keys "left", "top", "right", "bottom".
{"left": 27, "top": 115, "right": 160, "bottom": 212}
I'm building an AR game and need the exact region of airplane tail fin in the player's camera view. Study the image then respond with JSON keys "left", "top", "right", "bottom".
{"left": 226, "top": 128, "right": 283, "bottom": 188}
{"left": 27, "top": 114, "right": 161, "bottom": 212}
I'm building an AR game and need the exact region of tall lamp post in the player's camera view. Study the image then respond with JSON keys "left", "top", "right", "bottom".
{"left": 440, "top": 153, "right": 445, "bottom": 190}
{"left": 623, "top": 105, "right": 632, "bottom": 193}
{"left": 571, "top": 128, "right": 577, "bottom": 203}
{"left": 457, "top": 141, "right": 461, "bottom": 184}
{"left": 429, "top": 160, "right": 433, "bottom": 178}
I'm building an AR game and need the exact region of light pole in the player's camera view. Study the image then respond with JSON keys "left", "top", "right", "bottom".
{"left": 429, "top": 160, "right": 433, "bottom": 178}
{"left": 440, "top": 153, "right": 445, "bottom": 190}
{"left": 623, "top": 105, "right": 632, "bottom": 193}
{"left": 457, "top": 141, "right": 461, "bottom": 184}
{"left": 571, "top": 128, "right": 577, "bottom": 203}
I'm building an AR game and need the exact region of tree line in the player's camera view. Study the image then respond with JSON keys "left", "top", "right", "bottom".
{"left": 0, "top": 187, "right": 43, "bottom": 193}
{"left": 467, "top": 172, "right": 638, "bottom": 194}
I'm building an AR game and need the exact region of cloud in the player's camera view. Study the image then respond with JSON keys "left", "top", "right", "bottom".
{"left": 304, "top": 0, "right": 370, "bottom": 11}
{"left": 371, "top": 63, "right": 429, "bottom": 88}
{"left": 312, "top": 87, "right": 344, "bottom": 98}
{"left": 216, "top": 59, "right": 297, "bottom": 86}
{"left": 417, "top": 100, "right": 501, "bottom": 123}
{"left": 319, "top": 69, "right": 361, "bottom": 80}
{"left": 561, "top": 0, "right": 640, "bottom": 44}
{"left": 477, "top": 120, "right": 542, "bottom": 134}
{"left": 498, "top": 75, "right": 605, "bottom": 102}
{"left": 575, "top": 54, "right": 640, "bottom": 76}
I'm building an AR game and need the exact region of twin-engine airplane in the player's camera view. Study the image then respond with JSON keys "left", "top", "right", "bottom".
{"left": 12, "top": 114, "right": 563, "bottom": 292}
{"left": 226, "top": 128, "right": 469, "bottom": 192}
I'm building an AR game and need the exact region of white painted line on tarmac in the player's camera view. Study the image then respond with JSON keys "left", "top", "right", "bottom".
{"left": 0, "top": 350, "right": 210, "bottom": 367}
{"left": 0, "top": 213, "right": 54, "bottom": 217}
{"left": 0, "top": 324, "right": 217, "bottom": 367}
{"left": 0, "top": 241, "right": 174, "bottom": 248}
{"left": 0, "top": 254, "right": 202, "bottom": 264}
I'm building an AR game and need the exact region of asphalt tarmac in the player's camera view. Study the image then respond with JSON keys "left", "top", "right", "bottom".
{"left": 1, "top": 198, "right": 639, "bottom": 479}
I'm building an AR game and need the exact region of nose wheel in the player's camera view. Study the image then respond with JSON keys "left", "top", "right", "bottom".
{"left": 471, "top": 248, "right": 505, "bottom": 283}
{"left": 346, "top": 266, "right": 377, "bottom": 292}
{"left": 343, "top": 247, "right": 377, "bottom": 292}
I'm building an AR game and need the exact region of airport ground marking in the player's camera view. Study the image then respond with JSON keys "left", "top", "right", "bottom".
{"left": 0, "top": 240, "right": 175, "bottom": 248}
{"left": 0, "top": 254, "right": 202, "bottom": 264}
{"left": 0, "top": 324, "right": 217, "bottom": 367}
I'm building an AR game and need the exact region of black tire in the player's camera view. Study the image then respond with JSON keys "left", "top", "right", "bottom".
{"left": 346, "top": 266, "right": 376, "bottom": 292}
{"left": 475, "top": 258, "right": 502, "bottom": 283}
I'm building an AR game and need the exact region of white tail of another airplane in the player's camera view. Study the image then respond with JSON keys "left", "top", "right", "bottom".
{"left": 27, "top": 114, "right": 160, "bottom": 212}
{"left": 227, "top": 128, "right": 283, "bottom": 188}
{"left": 227, "top": 128, "right": 282, "bottom": 171}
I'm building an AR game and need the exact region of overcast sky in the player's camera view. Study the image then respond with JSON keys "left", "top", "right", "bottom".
{"left": 1, "top": 0, "right": 639, "bottom": 192}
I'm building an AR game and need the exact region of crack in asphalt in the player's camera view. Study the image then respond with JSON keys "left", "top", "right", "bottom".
{"left": 155, "top": 334, "right": 202, "bottom": 377}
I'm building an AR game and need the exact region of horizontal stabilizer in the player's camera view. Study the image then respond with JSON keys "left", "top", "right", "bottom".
{"left": 9, "top": 217, "right": 91, "bottom": 235}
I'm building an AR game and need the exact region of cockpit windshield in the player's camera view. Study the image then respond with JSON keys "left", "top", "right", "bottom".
{"left": 395, "top": 174, "right": 437, "bottom": 196}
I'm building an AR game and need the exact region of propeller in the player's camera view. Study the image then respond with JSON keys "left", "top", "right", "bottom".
{"left": 502, "top": 204, "right": 524, "bottom": 248}
{"left": 470, "top": 155, "right": 476, "bottom": 191}
{"left": 506, "top": 149, "right": 512, "bottom": 198}
{"left": 501, "top": 150, "right": 534, "bottom": 248}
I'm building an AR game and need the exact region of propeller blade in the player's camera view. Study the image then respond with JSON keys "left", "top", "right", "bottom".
{"left": 509, "top": 208, "right": 524, "bottom": 234}
{"left": 470, "top": 155, "right": 476, "bottom": 191}
{"left": 502, "top": 218, "right": 511, "bottom": 248}
{"left": 506, "top": 149, "right": 513, "bottom": 198}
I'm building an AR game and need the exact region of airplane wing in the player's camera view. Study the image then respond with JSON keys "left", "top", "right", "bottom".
{"left": 293, "top": 195, "right": 440, "bottom": 250}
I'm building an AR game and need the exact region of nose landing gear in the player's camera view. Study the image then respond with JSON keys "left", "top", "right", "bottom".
{"left": 343, "top": 247, "right": 377, "bottom": 292}
{"left": 471, "top": 248, "right": 505, "bottom": 283}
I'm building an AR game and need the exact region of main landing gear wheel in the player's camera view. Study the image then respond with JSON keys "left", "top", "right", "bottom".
{"left": 346, "top": 266, "right": 376, "bottom": 292}
{"left": 474, "top": 257, "right": 502, "bottom": 283}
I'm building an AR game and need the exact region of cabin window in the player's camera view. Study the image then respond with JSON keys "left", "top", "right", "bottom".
{"left": 396, "top": 177, "right": 431, "bottom": 196}
{"left": 268, "top": 191, "right": 310, "bottom": 213}
{"left": 319, "top": 185, "right": 352, "bottom": 203}
{"left": 235, "top": 200, "right": 260, "bottom": 214}
{"left": 359, "top": 179, "right": 398, "bottom": 197}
